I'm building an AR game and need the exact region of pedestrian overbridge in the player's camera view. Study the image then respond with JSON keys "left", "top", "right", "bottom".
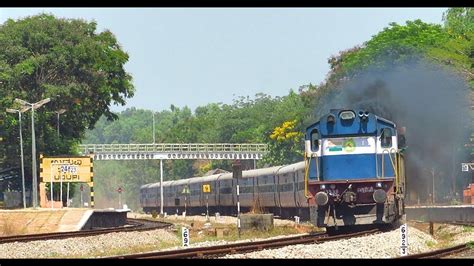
{"left": 78, "top": 143, "right": 268, "bottom": 161}
{"left": 77, "top": 143, "right": 268, "bottom": 216}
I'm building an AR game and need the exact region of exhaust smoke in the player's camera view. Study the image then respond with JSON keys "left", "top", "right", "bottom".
{"left": 314, "top": 60, "right": 471, "bottom": 204}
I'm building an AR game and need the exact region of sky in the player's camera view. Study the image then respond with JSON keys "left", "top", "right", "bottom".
{"left": 0, "top": 8, "right": 447, "bottom": 113}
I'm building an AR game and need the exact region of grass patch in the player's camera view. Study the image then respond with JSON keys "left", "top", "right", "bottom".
{"left": 425, "top": 240, "right": 436, "bottom": 248}
{"left": 462, "top": 226, "right": 474, "bottom": 233}
{"left": 436, "top": 230, "right": 454, "bottom": 243}
{"left": 467, "top": 241, "right": 474, "bottom": 249}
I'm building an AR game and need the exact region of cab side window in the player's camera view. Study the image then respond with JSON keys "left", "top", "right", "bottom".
{"left": 310, "top": 129, "right": 319, "bottom": 151}
{"left": 380, "top": 128, "right": 392, "bottom": 148}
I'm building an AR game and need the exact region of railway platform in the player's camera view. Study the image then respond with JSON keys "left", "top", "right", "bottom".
{"left": 405, "top": 204, "right": 474, "bottom": 223}
{"left": 0, "top": 208, "right": 130, "bottom": 236}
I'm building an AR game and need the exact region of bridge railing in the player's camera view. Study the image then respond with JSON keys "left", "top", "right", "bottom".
{"left": 78, "top": 143, "right": 268, "bottom": 154}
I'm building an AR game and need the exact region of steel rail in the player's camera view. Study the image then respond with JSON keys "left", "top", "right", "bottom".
{"left": 399, "top": 243, "right": 471, "bottom": 259}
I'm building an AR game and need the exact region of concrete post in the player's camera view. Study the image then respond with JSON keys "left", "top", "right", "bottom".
{"left": 160, "top": 159, "right": 164, "bottom": 215}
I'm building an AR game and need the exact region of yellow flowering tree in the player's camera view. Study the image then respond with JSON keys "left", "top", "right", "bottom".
{"left": 266, "top": 120, "right": 304, "bottom": 165}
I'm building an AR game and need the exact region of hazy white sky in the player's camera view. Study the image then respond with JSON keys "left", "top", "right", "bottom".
{"left": 0, "top": 8, "right": 447, "bottom": 112}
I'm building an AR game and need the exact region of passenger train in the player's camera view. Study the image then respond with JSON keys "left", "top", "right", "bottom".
{"left": 140, "top": 162, "right": 310, "bottom": 219}
{"left": 140, "top": 109, "right": 406, "bottom": 228}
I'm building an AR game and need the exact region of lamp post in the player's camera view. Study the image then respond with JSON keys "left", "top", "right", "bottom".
{"left": 54, "top": 109, "right": 66, "bottom": 137}
{"left": 6, "top": 107, "right": 29, "bottom": 208}
{"left": 54, "top": 109, "right": 67, "bottom": 206}
{"left": 14, "top": 97, "right": 51, "bottom": 208}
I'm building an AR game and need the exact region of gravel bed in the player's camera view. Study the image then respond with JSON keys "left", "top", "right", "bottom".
{"left": 0, "top": 229, "right": 178, "bottom": 258}
{"left": 221, "top": 227, "right": 437, "bottom": 258}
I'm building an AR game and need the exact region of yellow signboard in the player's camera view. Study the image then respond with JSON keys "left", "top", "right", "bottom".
{"left": 202, "top": 184, "right": 211, "bottom": 193}
{"left": 40, "top": 156, "right": 93, "bottom": 183}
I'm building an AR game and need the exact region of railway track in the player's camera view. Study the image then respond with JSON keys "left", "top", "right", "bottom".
{"left": 0, "top": 218, "right": 172, "bottom": 244}
{"left": 395, "top": 221, "right": 474, "bottom": 259}
{"left": 108, "top": 227, "right": 384, "bottom": 259}
{"left": 400, "top": 243, "right": 472, "bottom": 259}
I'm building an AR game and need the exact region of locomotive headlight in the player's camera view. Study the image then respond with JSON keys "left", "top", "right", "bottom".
{"left": 339, "top": 111, "right": 355, "bottom": 120}
{"left": 376, "top": 182, "right": 382, "bottom": 188}
{"left": 316, "top": 191, "right": 329, "bottom": 206}
{"left": 320, "top": 184, "right": 326, "bottom": 190}
{"left": 373, "top": 189, "right": 387, "bottom": 203}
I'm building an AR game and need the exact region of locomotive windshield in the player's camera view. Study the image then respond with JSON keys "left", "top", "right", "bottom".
{"left": 310, "top": 129, "right": 319, "bottom": 151}
{"left": 380, "top": 128, "right": 393, "bottom": 148}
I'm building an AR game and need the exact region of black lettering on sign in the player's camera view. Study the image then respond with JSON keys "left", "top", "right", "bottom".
{"left": 49, "top": 158, "right": 84, "bottom": 166}
{"left": 182, "top": 227, "right": 190, "bottom": 247}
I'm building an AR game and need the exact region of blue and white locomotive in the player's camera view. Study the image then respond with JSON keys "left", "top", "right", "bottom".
{"left": 304, "top": 109, "right": 406, "bottom": 228}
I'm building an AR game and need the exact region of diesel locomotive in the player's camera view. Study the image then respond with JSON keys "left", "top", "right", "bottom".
{"left": 305, "top": 109, "right": 406, "bottom": 227}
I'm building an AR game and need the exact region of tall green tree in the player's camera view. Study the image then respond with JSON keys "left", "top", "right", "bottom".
{"left": 0, "top": 14, "right": 134, "bottom": 201}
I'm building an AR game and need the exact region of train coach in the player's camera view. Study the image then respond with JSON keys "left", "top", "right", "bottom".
{"left": 140, "top": 161, "right": 310, "bottom": 219}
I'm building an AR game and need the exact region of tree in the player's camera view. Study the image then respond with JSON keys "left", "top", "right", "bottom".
{"left": 0, "top": 14, "right": 134, "bottom": 202}
{"left": 266, "top": 119, "right": 304, "bottom": 165}
{"left": 443, "top": 8, "right": 474, "bottom": 38}
{"left": 341, "top": 20, "right": 448, "bottom": 76}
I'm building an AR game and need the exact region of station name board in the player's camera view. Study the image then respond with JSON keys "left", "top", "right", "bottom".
{"left": 40, "top": 156, "right": 93, "bottom": 183}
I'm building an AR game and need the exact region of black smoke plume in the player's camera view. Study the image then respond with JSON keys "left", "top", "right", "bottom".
{"left": 315, "top": 60, "right": 471, "bottom": 204}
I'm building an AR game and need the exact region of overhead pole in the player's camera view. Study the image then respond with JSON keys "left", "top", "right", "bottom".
{"left": 18, "top": 111, "right": 25, "bottom": 208}
{"left": 160, "top": 159, "right": 164, "bottom": 216}
{"left": 152, "top": 112, "right": 155, "bottom": 144}
{"left": 233, "top": 160, "right": 242, "bottom": 238}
